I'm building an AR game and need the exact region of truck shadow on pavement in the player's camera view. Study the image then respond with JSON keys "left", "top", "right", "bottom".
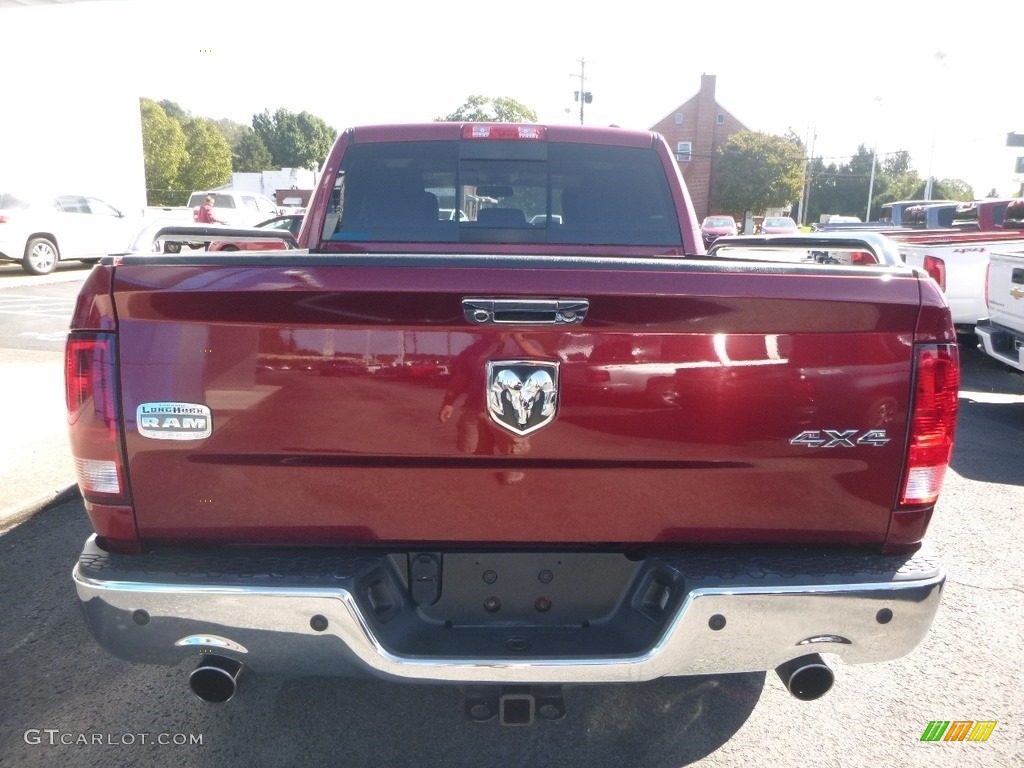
{"left": 0, "top": 498, "right": 763, "bottom": 768}
{"left": 950, "top": 345, "right": 1024, "bottom": 487}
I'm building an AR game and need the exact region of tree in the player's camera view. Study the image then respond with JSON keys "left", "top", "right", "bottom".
{"left": 232, "top": 128, "right": 274, "bottom": 173}
{"left": 158, "top": 99, "right": 188, "bottom": 121}
{"left": 911, "top": 178, "right": 973, "bottom": 201}
{"left": 436, "top": 95, "right": 538, "bottom": 123}
{"left": 140, "top": 98, "right": 187, "bottom": 206}
{"left": 710, "top": 131, "right": 805, "bottom": 217}
{"left": 882, "top": 150, "right": 913, "bottom": 177}
{"left": 937, "top": 178, "right": 974, "bottom": 202}
{"left": 252, "top": 108, "right": 336, "bottom": 170}
{"left": 176, "top": 118, "right": 232, "bottom": 200}
{"left": 211, "top": 117, "right": 248, "bottom": 149}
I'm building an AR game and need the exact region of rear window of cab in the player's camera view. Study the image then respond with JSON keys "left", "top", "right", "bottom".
{"left": 322, "top": 140, "right": 682, "bottom": 247}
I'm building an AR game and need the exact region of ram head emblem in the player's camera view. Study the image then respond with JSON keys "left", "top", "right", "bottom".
{"left": 486, "top": 361, "right": 559, "bottom": 436}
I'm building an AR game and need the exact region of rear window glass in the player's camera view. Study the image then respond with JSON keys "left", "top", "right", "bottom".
{"left": 0, "top": 194, "right": 30, "bottom": 210}
{"left": 952, "top": 203, "right": 977, "bottom": 228}
{"left": 323, "top": 140, "right": 682, "bottom": 247}
{"left": 1005, "top": 201, "right": 1024, "bottom": 227}
{"left": 188, "top": 193, "right": 237, "bottom": 209}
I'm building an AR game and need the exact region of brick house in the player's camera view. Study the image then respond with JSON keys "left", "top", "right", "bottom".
{"left": 649, "top": 74, "right": 747, "bottom": 221}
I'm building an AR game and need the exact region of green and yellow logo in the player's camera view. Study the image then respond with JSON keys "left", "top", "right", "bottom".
{"left": 920, "top": 721, "right": 997, "bottom": 742}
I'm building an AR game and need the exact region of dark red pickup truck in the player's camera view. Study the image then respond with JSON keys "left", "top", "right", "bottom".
{"left": 68, "top": 123, "right": 958, "bottom": 724}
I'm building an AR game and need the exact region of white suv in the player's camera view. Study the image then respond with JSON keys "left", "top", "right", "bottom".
{"left": 0, "top": 192, "right": 140, "bottom": 274}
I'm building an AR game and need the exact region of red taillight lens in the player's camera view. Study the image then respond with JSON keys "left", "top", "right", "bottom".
{"left": 922, "top": 255, "right": 946, "bottom": 291}
{"left": 461, "top": 124, "right": 546, "bottom": 140}
{"left": 899, "top": 344, "right": 959, "bottom": 506}
{"left": 850, "top": 250, "right": 878, "bottom": 265}
{"left": 65, "top": 333, "right": 125, "bottom": 502}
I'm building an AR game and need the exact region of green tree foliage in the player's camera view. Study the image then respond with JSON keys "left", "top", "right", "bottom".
{"left": 711, "top": 131, "right": 805, "bottom": 217}
{"left": 158, "top": 99, "right": 188, "bottom": 121}
{"left": 232, "top": 128, "right": 274, "bottom": 173}
{"left": 882, "top": 150, "right": 913, "bottom": 177}
{"left": 934, "top": 178, "right": 974, "bottom": 201}
{"left": 436, "top": 95, "right": 538, "bottom": 123}
{"left": 252, "top": 108, "right": 336, "bottom": 170}
{"left": 140, "top": 98, "right": 187, "bottom": 206}
{"left": 176, "top": 118, "right": 233, "bottom": 199}
{"left": 802, "top": 146, "right": 974, "bottom": 222}
{"left": 211, "top": 117, "right": 248, "bottom": 149}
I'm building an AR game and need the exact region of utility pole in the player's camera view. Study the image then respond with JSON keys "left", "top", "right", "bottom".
{"left": 924, "top": 51, "right": 946, "bottom": 201}
{"left": 866, "top": 96, "right": 883, "bottom": 221}
{"left": 571, "top": 58, "right": 592, "bottom": 125}
{"left": 798, "top": 126, "right": 817, "bottom": 227}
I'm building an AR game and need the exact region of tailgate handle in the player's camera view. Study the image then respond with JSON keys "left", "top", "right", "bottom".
{"left": 1012, "top": 268, "right": 1024, "bottom": 285}
{"left": 462, "top": 298, "right": 589, "bottom": 325}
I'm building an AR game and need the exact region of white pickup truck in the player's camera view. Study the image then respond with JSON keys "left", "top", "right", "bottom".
{"left": 976, "top": 247, "right": 1024, "bottom": 371}
{"left": 895, "top": 231, "right": 1024, "bottom": 337}
{"left": 143, "top": 190, "right": 280, "bottom": 252}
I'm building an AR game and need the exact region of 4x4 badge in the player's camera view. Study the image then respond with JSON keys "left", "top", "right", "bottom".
{"left": 486, "top": 361, "right": 559, "bottom": 436}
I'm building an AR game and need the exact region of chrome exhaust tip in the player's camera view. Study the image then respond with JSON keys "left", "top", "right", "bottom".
{"left": 776, "top": 653, "right": 834, "bottom": 701}
{"left": 189, "top": 655, "right": 243, "bottom": 703}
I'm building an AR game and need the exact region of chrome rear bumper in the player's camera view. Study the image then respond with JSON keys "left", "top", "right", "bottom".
{"left": 73, "top": 536, "right": 943, "bottom": 684}
{"left": 976, "top": 320, "right": 1024, "bottom": 372}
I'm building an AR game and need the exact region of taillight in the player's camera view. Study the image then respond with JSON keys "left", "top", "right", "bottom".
{"left": 899, "top": 344, "right": 959, "bottom": 506}
{"left": 985, "top": 262, "right": 991, "bottom": 310}
{"left": 65, "top": 332, "right": 126, "bottom": 503}
{"left": 461, "top": 124, "right": 546, "bottom": 140}
{"left": 922, "top": 255, "right": 946, "bottom": 291}
{"left": 850, "top": 251, "right": 878, "bottom": 265}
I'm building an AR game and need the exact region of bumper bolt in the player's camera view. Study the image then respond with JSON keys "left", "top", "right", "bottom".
{"left": 535, "top": 596, "right": 552, "bottom": 612}
{"left": 484, "top": 596, "right": 501, "bottom": 612}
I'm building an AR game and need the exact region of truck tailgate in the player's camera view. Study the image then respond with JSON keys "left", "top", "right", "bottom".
{"left": 112, "top": 255, "right": 923, "bottom": 547}
{"left": 987, "top": 249, "right": 1024, "bottom": 330}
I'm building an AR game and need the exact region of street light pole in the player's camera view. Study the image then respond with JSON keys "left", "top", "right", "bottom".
{"left": 924, "top": 51, "right": 946, "bottom": 201}
{"left": 866, "top": 96, "right": 882, "bottom": 221}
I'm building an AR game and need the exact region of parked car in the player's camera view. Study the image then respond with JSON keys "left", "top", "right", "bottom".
{"left": 0, "top": 192, "right": 139, "bottom": 274}
{"left": 529, "top": 214, "right": 563, "bottom": 226}
{"left": 759, "top": 216, "right": 799, "bottom": 235}
{"left": 699, "top": 215, "right": 738, "bottom": 247}
{"left": 439, "top": 208, "right": 468, "bottom": 221}
{"left": 207, "top": 214, "right": 304, "bottom": 252}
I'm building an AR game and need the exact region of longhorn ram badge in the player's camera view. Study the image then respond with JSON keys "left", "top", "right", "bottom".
{"left": 486, "top": 361, "right": 559, "bottom": 436}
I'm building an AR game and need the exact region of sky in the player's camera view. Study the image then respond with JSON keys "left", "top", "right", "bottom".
{"left": 2, "top": 0, "right": 1022, "bottom": 197}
